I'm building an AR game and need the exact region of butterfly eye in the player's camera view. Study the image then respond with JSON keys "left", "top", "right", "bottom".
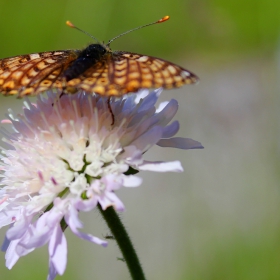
{"left": 98, "top": 46, "right": 107, "bottom": 55}
{"left": 86, "top": 44, "right": 106, "bottom": 55}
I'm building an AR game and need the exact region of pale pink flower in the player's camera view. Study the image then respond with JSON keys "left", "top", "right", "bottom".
{"left": 0, "top": 89, "right": 203, "bottom": 279}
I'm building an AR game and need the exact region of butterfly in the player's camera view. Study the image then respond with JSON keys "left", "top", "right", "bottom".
{"left": 0, "top": 16, "right": 198, "bottom": 98}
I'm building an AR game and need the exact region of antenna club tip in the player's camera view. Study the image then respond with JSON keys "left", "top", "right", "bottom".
{"left": 158, "top": 15, "right": 170, "bottom": 23}
{"left": 66, "top": 20, "right": 75, "bottom": 28}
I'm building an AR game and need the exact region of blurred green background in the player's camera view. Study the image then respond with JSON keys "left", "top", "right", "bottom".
{"left": 0, "top": 0, "right": 280, "bottom": 279}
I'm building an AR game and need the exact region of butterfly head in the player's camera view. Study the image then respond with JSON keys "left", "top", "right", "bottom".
{"left": 83, "top": 44, "right": 109, "bottom": 56}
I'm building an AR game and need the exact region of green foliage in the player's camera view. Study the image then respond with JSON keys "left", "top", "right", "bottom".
{"left": 0, "top": 0, "right": 279, "bottom": 59}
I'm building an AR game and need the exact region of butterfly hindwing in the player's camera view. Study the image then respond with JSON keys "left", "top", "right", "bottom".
{"left": 66, "top": 56, "right": 112, "bottom": 95}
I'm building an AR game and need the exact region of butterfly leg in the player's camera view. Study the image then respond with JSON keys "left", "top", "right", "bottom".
{"left": 107, "top": 97, "right": 115, "bottom": 125}
{"left": 51, "top": 77, "right": 70, "bottom": 106}
{"left": 51, "top": 89, "right": 65, "bottom": 107}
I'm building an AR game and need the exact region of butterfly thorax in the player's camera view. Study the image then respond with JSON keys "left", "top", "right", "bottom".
{"left": 63, "top": 44, "right": 108, "bottom": 81}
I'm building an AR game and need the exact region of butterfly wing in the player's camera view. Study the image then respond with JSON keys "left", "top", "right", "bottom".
{"left": 0, "top": 49, "right": 198, "bottom": 97}
{"left": 67, "top": 51, "right": 199, "bottom": 97}
{"left": 114, "top": 51, "right": 199, "bottom": 91}
{"left": 0, "top": 50, "right": 79, "bottom": 96}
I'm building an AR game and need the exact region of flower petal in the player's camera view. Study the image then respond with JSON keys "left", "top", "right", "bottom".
{"left": 161, "top": 121, "right": 180, "bottom": 138}
{"left": 5, "top": 240, "right": 20, "bottom": 269}
{"left": 157, "top": 137, "right": 204, "bottom": 149}
{"left": 6, "top": 212, "right": 33, "bottom": 240}
{"left": 99, "top": 192, "right": 125, "bottom": 211}
{"left": 156, "top": 99, "right": 178, "bottom": 126}
{"left": 130, "top": 126, "right": 163, "bottom": 152}
{"left": 138, "top": 161, "right": 184, "bottom": 172}
{"left": 122, "top": 175, "right": 142, "bottom": 187}
{"left": 47, "top": 260, "right": 58, "bottom": 280}
{"left": 48, "top": 224, "right": 67, "bottom": 276}
{"left": 65, "top": 206, "right": 107, "bottom": 247}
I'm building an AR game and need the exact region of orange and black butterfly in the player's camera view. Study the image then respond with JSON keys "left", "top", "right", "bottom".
{"left": 0, "top": 16, "right": 198, "bottom": 98}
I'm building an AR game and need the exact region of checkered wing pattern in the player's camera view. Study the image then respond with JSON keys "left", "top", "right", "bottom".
{"left": 0, "top": 50, "right": 78, "bottom": 96}
{"left": 68, "top": 51, "right": 199, "bottom": 96}
{"left": 0, "top": 49, "right": 198, "bottom": 97}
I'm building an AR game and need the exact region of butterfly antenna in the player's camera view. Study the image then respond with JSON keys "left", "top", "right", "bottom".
{"left": 106, "top": 15, "right": 170, "bottom": 46}
{"left": 66, "top": 21, "right": 100, "bottom": 43}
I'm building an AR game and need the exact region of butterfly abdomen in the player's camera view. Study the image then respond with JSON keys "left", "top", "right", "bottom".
{"left": 63, "top": 44, "right": 107, "bottom": 81}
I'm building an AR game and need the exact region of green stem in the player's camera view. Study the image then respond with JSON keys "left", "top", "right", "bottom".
{"left": 98, "top": 204, "right": 146, "bottom": 280}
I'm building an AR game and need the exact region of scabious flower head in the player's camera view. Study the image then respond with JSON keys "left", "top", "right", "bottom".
{"left": 0, "top": 89, "right": 203, "bottom": 279}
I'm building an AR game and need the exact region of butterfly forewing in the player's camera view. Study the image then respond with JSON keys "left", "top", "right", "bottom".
{"left": 116, "top": 51, "right": 198, "bottom": 90}
{"left": 0, "top": 50, "right": 79, "bottom": 96}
